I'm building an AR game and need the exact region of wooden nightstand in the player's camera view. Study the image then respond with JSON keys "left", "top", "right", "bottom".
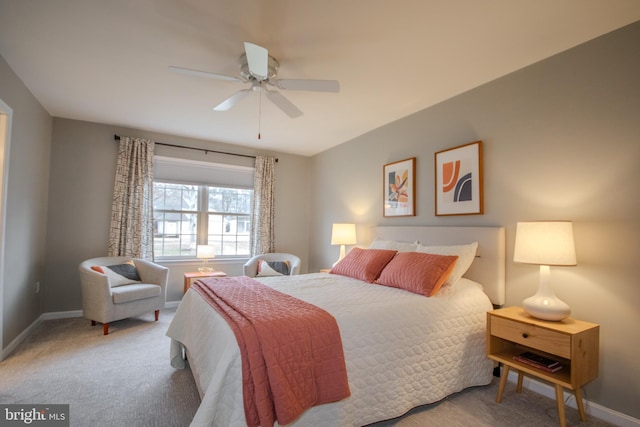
{"left": 183, "top": 270, "right": 227, "bottom": 293}
{"left": 487, "top": 306, "right": 599, "bottom": 427}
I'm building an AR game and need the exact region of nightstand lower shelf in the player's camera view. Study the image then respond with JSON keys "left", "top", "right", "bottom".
{"left": 491, "top": 350, "right": 572, "bottom": 388}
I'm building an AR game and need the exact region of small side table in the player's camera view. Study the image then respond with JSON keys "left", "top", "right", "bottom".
{"left": 184, "top": 270, "right": 227, "bottom": 293}
{"left": 487, "top": 306, "right": 599, "bottom": 427}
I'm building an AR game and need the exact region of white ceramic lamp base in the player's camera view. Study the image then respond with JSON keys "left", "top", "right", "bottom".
{"left": 523, "top": 294, "right": 570, "bottom": 321}
{"left": 522, "top": 265, "right": 571, "bottom": 321}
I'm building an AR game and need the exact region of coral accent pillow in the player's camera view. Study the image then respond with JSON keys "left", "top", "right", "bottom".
{"left": 416, "top": 242, "right": 478, "bottom": 286}
{"left": 330, "top": 247, "right": 397, "bottom": 283}
{"left": 375, "top": 252, "right": 458, "bottom": 296}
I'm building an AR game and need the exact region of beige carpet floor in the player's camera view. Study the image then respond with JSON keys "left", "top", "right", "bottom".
{"left": 0, "top": 308, "right": 614, "bottom": 427}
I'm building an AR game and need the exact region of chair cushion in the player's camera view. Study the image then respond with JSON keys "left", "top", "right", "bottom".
{"left": 111, "top": 284, "right": 161, "bottom": 304}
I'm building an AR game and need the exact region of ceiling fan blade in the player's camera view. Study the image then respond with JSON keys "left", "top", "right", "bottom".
{"left": 265, "top": 90, "right": 303, "bottom": 118}
{"left": 213, "top": 89, "right": 252, "bottom": 111}
{"left": 273, "top": 78, "right": 340, "bottom": 93}
{"left": 169, "top": 66, "right": 242, "bottom": 82}
{"left": 243, "top": 42, "right": 269, "bottom": 80}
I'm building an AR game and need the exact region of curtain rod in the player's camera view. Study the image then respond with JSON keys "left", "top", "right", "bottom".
{"left": 113, "top": 134, "right": 277, "bottom": 162}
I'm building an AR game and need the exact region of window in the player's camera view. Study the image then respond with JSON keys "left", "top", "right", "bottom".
{"left": 153, "top": 182, "right": 253, "bottom": 258}
{"left": 152, "top": 156, "right": 255, "bottom": 259}
{"left": 207, "top": 186, "right": 252, "bottom": 256}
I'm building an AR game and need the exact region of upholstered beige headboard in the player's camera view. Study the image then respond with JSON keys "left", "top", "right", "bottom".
{"left": 370, "top": 226, "right": 506, "bottom": 306}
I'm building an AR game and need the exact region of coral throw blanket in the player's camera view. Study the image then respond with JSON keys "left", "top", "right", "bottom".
{"left": 191, "top": 276, "right": 350, "bottom": 427}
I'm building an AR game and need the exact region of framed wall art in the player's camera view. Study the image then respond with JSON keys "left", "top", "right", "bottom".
{"left": 383, "top": 157, "right": 416, "bottom": 217}
{"left": 434, "top": 141, "right": 483, "bottom": 216}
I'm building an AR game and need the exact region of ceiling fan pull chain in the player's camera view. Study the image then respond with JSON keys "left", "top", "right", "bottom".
{"left": 258, "top": 88, "right": 262, "bottom": 140}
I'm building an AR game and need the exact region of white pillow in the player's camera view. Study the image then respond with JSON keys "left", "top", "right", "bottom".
{"left": 368, "top": 238, "right": 418, "bottom": 253}
{"left": 416, "top": 241, "right": 478, "bottom": 286}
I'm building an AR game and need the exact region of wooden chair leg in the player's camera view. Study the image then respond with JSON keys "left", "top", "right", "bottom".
{"left": 155, "top": 309, "right": 159, "bottom": 321}
{"left": 103, "top": 323, "right": 109, "bottom": 335}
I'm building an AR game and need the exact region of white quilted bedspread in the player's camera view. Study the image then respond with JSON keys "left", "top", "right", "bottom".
{"left": 167, "top": 273, "right": 494, "bottom": 426}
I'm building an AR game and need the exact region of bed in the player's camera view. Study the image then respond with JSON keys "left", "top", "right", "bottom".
{"left": 167, "top": 226, "right": 505, "bottom": 426}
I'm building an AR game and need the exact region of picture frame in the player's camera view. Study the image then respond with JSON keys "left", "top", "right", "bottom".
{"left": 383, "top": 157, "right": 416, "bottom": 217}
{"left": 434, "top": 141, "right": 483, "bottom": 216}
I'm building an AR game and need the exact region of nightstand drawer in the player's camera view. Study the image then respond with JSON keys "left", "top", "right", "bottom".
{"left": 491, "top": 316, "right": 570, "bottom": 358}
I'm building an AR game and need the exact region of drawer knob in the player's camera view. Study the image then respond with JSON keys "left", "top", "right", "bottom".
{"left": 522, "top": 333, "right": 529, "bottom": 339}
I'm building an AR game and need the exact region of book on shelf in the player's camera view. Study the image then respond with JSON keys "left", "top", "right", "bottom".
{"left": 513, "top": 352, "right": 563, "bottom": 373}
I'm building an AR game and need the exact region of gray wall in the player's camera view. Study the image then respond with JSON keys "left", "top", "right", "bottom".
{"left": 44, "top": 118, "right": 311, "bottom": 308}
{"left": 0, "top": 55, "right": 52, "bottom": 347}
{"left": 309, "top": 22, "right": 640, "bottom": 418}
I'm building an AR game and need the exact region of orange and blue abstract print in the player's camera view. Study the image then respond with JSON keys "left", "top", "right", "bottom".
{"left": 442, "top": 160, "right": 472, "bottom": 202}
{"left": 435, "top": 141, "right": 482, "bottom": 216}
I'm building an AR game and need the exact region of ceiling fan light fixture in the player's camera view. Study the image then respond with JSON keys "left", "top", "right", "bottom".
{"left": 240, "top": 53, "right": 279, "bottom": 82}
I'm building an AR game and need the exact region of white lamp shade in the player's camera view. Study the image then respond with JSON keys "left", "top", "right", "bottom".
{"left": 196, "top": 245, "right": 215, "bottom": 259}
{"left": 331, "top": 223, "right": 357, "bottom": 245}
{"left": 514, "top": 221, "right": 576, "bottom": 266}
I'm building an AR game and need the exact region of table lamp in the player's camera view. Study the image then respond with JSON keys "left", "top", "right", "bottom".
{"left": 514, "top": 221, "right": 576, "bottom": 321}
{"left": 196, "top": 245, "right": 215, "bottom": 273}
{"left": 331, "top": 223, "right": 357, "bottom": 266}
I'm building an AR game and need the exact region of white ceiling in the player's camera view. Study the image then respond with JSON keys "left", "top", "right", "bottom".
{"left": 1, "top": 1, "right": 639, "bottom": 156}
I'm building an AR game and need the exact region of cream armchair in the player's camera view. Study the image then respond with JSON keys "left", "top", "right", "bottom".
{"left": 79, "top": 256, "right": 168, "bottom": 335}
{"left": 243, "top": 253, "right": 301, "bottom": 277}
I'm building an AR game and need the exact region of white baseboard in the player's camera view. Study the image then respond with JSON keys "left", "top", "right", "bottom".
{"left": 507, "top": 370, "right": 640, "bottom": 427}
{"left": 2, "top": 310, "right": 83, "bottom": 360}
{"left": 1, "top": 313, "right": 44, "bottom": 360}
{"left": 165, "top": 301, "right": 180, "bottom": 309}
{"left": 41, "top": 310, "right": 83, "bottom": 320}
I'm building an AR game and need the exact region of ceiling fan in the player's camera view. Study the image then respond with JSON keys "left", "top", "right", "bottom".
{"left": 169, "top": 42, "right": 340, "bottom": 119}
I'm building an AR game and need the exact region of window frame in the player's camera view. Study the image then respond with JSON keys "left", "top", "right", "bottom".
{"left": 204, "top": 185, "right": 253, "bottom": 258}
{"left": 153, "top": 179, "right": 253, "bottom": 261}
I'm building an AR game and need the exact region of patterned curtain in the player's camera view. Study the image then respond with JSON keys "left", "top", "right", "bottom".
{"left": 108, "top": 136, "right": 155, "bottom": 259}
{"left": 250, "top": 156, "right": 276, "bottom": 255}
